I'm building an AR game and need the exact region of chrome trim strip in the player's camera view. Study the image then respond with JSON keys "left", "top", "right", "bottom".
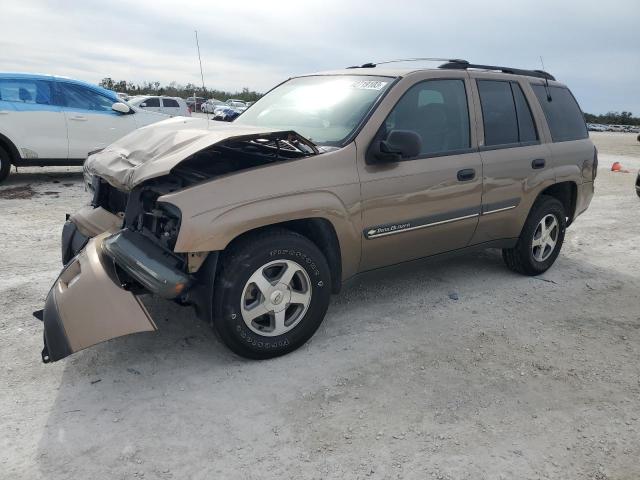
{"left": 366, "top": 213, "right": 479, "bottom": 239}
{"left": 482, "top": 205, "right": 517, "bottom": 215}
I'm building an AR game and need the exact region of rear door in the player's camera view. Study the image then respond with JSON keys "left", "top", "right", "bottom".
{"left": 0, "top": 77, "right": 68, "bottom": 160}
{"left": 530, "top": 84, "right": 594, "bottom": 185}
{"left": 358, "top": 75, "right": 483, "bottom": 270}
{"left": 161, "top": 97, "right": 181, "bottom": 116}
{"left": 59, "top": 82, "right": 137, "bottom": 159}
{"left": 469, "top": 75, "right": 554, "bottom": 244}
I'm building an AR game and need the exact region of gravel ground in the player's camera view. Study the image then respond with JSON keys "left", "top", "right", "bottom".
{"left": 1, "top": 132, "right": 639, "bottom": 479}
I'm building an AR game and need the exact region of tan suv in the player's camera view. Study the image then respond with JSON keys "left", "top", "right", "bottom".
{"left": 39, "top": 60, "right": 596, "bottom": 362}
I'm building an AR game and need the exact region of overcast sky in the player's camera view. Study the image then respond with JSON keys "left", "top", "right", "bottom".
{"left": 1, "top": 0, "right": 638, "bottom": 114}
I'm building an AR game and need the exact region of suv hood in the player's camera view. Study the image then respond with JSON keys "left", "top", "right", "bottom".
{"left": 84, "top": 117, "right": 310, "bottom": 191}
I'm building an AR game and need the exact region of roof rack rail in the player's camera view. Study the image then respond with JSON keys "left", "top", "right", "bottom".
{"left": 438, "top": 60, "right": 555, "bottom": 81}
{"left": 347, "top": 58, "right": 468, "bottom": 69}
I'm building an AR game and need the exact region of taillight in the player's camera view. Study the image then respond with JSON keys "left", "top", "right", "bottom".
{"left": 187, "top": 106, "right": 192, "bottom": 116}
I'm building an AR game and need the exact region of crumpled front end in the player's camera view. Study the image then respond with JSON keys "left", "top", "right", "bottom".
{"left": 42, "top": 125, "right": 320, "bottom": 362}
{"left": 82, "top": 117, "right": 309, "bottom": 191}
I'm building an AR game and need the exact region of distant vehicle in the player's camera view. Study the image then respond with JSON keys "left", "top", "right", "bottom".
{"left": 212, "top": 105, "right": 242, "bottom": 121}
{"left": 186, "top": 96, "right": 206, "bottom": 111}
{"left": 0, "top": 73, "right": 166, "bottom": 183}
{"left": 225, "top": 99, "right": 248, "bottom": 111}
{"left": 587, "top": 123, "right": 607, "bottom": 132}
{"left": 246, "top": 101, "right": 255, "bottom": 107}
{"left": 128, "top": 95, "right": 190, "bottom": 117}
{"left": 201, "top": 98, "right": 224, "bottom": 113}
{"left": 116, "top": 92, "right": 130, "bottom": 101}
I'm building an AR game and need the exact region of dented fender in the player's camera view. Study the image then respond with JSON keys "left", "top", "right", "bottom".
{"left": 158, "top": 142, "right": 363, "bottom": 280}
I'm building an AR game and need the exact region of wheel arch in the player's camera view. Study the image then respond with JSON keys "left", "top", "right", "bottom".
{"left": 0, "top": 132, "right": 21, "bottom": 164}
{"left": 222, "top": 218, "right": 344, "bottom": 294}
{"left": 537, "top": 181, "right": 578, "bottom": 225}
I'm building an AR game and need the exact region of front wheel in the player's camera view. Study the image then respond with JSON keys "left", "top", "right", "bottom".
{"left": 213, "top": 229, "right": 332, "bottom": 359}
{"left": 502, "top": 195, "right": 566, "bottom": 276}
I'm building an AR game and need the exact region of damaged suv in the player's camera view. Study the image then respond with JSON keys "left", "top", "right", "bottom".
{"left": 40, "top": 60, "right": 596, "bottom": 362}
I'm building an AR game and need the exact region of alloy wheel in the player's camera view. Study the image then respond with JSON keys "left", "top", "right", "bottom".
{"left": 240, "top": 259, "right": 312, "bottom": 337}
{"left": 531, "top": 213, "right": 559, "bottom": 262}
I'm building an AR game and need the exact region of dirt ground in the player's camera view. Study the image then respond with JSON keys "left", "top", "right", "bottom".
{"left": 1, "top": 132, "right": 639, "bottom": 480}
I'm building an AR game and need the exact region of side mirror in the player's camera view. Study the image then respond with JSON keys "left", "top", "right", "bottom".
{"left": 112, "top": 102, "right": 131, "bottom": 114}
{"left": 139, "top": 103, "right": 147, "bottom": 108}
{"left": 368, "top": 130, "right": 422, "bottom": 164}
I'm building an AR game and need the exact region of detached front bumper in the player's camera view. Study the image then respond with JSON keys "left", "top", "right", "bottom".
{"left": 43, "top": 202, "right": 194, "bottom": 363}
{"left": 42, "top": 233, "right": 157, "bottom": 363}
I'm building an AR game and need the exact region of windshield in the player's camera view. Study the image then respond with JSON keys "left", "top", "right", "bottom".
{"left": 234, "top": 75, "right": 394, "bottom": 146}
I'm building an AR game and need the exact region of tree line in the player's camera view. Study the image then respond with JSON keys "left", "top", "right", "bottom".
{"left": 584, "top": 111, "right": 640, "bottom": 126}
{"left": 99, "top": 78, "right": 263, "bottom": 102}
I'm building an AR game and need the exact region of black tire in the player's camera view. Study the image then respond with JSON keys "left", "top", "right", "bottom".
{"left": 0, "top": 146, "right": 11, "bottom": 184}
{"left": 502, "top": 195, "right": 566, "bottom": 276}
{"left": 213, "top": 228, "right": 332, "bottom": 359}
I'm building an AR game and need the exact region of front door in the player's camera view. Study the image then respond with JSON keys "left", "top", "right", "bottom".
{"left": 358, "top": 77, "right": 483, "bottom": 271}
{"left": 58, "top": 81, "right": 136, "bottom": 159}
{"left": 0, "top": 77, "right": 68, "bottom": 160}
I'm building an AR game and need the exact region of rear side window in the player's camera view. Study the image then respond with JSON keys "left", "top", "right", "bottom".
{"left": 477, "top": 80, "right": 538, "bottom": 147}
{"left": 0, "top": 78, "right": 54, "bottom": 105}
{"left": 59, "top": 84, "right": 114, "bottom": 111}
{"left": 532, "top": 85, "right": 588, "bottom": 142}
{"left": 383, "top": 79, "right": 470, "bottom": 156}
{"left": 162, "top": 98, "right": 179, "bottom": 108}
{"left": 478, "top": 81, "right": 518, "bottom": 146}
{"left": 144, "top": 97, "right": 160, "bottom": 107}
{"left": 511, "top": 84, "right": 538, "bottom": 142}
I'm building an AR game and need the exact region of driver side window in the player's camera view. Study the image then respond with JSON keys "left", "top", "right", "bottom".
{"left": 384, "top": 79, "right": 470, "bottom": 156}
{"left": 59, "top": 83, "right": 114, "bottom": 112}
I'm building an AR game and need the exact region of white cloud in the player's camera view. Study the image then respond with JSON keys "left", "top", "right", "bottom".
{"left": 1, "top": 0, "right": 639, "bottom": 113}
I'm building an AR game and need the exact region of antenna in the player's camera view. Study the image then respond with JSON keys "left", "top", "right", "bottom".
{"left": 540, "top": 56, "right": 552, "bottom": 101}
{"left": 195, "top": 30, "right": 209, "bottom": 124}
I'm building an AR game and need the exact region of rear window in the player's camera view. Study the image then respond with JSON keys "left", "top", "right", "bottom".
{"left": 477, "top": 80, "right": 538, "bottom": 147}
{"left": 532, "top": 85, "right": 588, "bottom": 142}
{"left": 162, "top": 98, "right": 179, "bottom": 107}
{"left": 0, "top": 78, "right": 54, "bottom": 105}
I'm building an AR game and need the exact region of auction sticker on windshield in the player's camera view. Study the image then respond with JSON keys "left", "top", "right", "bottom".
{"left": 350, "top": 80, "right": 388, "bottom": 90}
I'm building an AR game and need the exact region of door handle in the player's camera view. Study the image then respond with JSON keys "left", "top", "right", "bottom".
{"left": 457, "top": 168, "right": 476, "bottom": 182}
{"left": 70, "top": 115, "right": 87, "bottom": 121}
{"left": 532, "top": 158, "right": 546, "bottom": 169}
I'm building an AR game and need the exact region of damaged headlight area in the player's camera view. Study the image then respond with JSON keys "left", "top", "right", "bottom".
{"left": 88, "top": 175, "right": 190, "bottom": 299}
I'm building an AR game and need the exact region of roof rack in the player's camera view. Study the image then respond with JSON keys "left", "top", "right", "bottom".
{"left": 438, "top": 60, "right": 555, "bottom": 81}
{"left": 346, "top": 58, "right": 468, "bottom": 69}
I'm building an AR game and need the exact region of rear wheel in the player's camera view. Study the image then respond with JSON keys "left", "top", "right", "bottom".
{"left": 213, "top": 229, "right": 332, "bottom": 359}
{"left": 0, "top": 146, "right": 12, "bottom": 184}
{"left": 502, "top": 195, "right": 566, "bottom": 276}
